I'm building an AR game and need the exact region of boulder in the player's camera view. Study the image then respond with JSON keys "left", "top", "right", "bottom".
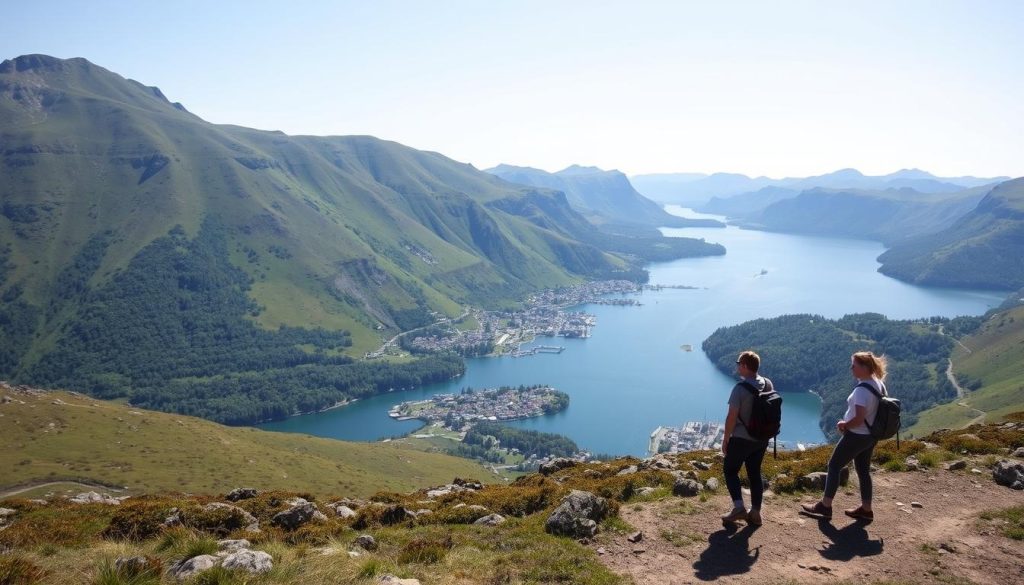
{"left": 797, "top": 468, "right": 849, "bottom": 491}
{"left": 616, "top": 465, "right": 639, "bottom": 476}
{"left": 473, "top": 513, "right": 506, "bottom": 526}
{"left": 545, "top": 490, "right": 609, "bottom": 538}
{"left": 993, "top": 459, "right": 1024, "bottom": 490}
{"left": 705, "top": 478, "right": 720, "bottom": 491}
{"left": 168, "top": 555, "right": 219, "bottom": 580}
{"left": 355, "top": 534, "right": 378, "bottom": 551}
{"left": 904, "top": 456, "right": 921, "bottom": 471}
{"left": 540, "top": 458, "right": 578, "bottom": 475}
{"left": 221, "top": 549, "right": 273, "bottom": 574}
{"left": 1013, "top": 447, "right": 1024, "bottom": 458}
{"left": 333, "top": 505, "right": 357, "bottom": 519}
{"left": 271, "top": 500, "right": 322, "bottom": 530}
{"left": 69, "top": 491, "right": 120, "bottom": 505}
{"left": 225, "top": 488, "right": 258, "bottom": 502}
{"left": 673, "top": 478, "right": 702, "bottom": 497}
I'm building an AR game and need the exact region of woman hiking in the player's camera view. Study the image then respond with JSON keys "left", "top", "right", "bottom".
{"left": 801, "top": 351, "right": 888, "bottom": 522}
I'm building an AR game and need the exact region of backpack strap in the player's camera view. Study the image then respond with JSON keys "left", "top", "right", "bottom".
{"left": 855, "top": 380, "right": 899, "bottom": 447}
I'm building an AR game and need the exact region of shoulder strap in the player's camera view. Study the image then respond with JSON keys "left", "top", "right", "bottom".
{"left": 855, "top": 380, "right": 884, "bottom": 399}
{"left": 738, "top": 380, "right": 759, "bottom": 395}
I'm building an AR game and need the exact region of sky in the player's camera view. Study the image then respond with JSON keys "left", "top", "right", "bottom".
{"left": 3, "top": 0, "right": 1022, "bottom": 178}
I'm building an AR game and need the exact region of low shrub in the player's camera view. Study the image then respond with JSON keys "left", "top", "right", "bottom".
{"left": 103, "top": 498, "right": 176, "bottom": 541}
{"left": 396, "top": 536, "right": 452, "bottom": 564}
{"left": 0, "top": 556, "right": 48, "bottom": 585}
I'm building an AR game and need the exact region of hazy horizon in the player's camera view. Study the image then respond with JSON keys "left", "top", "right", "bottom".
{"left": 3, "top": 0, "right": 1022, "bottom": 178}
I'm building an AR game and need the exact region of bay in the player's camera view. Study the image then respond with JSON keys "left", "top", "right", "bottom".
{"left": 258, "top": 207, "right": 1005, "bottom": 456}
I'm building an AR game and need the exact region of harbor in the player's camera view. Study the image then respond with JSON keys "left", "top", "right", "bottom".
{"left": 649, "top": 421, "right": 725, "bottom": 455}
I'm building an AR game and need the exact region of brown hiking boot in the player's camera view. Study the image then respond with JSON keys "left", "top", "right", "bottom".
{"left": 844, "top": 506, "right": 874, "bottom": 522}
{"left": 721, "top": 507, "right": 748, "bottom": 526}
{"left": 747, "top": 508, "right": 762, "bottom": 526}
{"left": 800, "top": 501, "right": 832, "bottom": 519}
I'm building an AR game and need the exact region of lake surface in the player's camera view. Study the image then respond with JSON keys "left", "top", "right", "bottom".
{"left": 258, "top": 207, "right": 1005, "bottom": 456}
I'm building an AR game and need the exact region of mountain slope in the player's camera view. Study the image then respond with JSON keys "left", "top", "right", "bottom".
{"left": 878, "top": 178, "right": 1024, "bottom": 289}
{"left": 0, "top": 54, "right": 724, "bottom": 422}
{"left": 487, "top": 164, "right": 723, "bottom": 229}
{"left": 0, "top": 384, "right": 493, "bottom": 496}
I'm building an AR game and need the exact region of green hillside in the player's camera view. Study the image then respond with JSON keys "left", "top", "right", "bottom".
{"left": 0, "top": 385, "right": 494, "bottom": 497}
{"left": 910, "top": 301, "right": 1024, "bottom": 436}
{"left": 0, "top": 54, "right": 723, "bottom": 423}
{"left": 878, "top": 177, "right": 1024, "bottom": 289}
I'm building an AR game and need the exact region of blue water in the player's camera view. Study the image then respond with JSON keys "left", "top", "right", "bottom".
{"left": 257, "top": 207, "right": 1005, "bottom": 456}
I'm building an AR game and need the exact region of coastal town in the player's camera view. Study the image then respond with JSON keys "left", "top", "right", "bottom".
{"left": 389, "top": 385, "right": 569, "bottom": 430}
{"left": 649, "top": 421, "right": 726, "bottom": 455}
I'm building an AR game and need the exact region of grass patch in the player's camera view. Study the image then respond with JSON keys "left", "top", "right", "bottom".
{"left": 0, "top": 556, "right": 48, "bottom": 585}
{"left": 980, "top": 505, "right": 1024, "bottom": 540}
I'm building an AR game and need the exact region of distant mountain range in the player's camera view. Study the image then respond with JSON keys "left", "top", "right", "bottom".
{"left": 878, "top": 178, "right": 1024, "bottom": 290}
{"left": 631, "top": 168, "right": 1008, "bottom": 208}
{"left": 486, "top": 164, "right": 723, "bottom": 232}
{"left": 0, "top": 54, "right": 724, "bottom": 423}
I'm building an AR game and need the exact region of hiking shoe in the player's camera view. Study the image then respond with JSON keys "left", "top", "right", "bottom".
{"left": 844, "top": 506, "right": 874, "bottom": 522}
{"left": 747, "top": 508, "right": 763, "bottom": 526}
{"left": 800, "top": 501, "right": 832, "bottom": 519}
{"left": 721, "top": 507, "right": 748, "bottom": 525}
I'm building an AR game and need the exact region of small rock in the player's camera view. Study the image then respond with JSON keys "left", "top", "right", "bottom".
{"left": 627, "top": 531, "right": 643, "bottom": 543}
{"left": 1013, "top": 447, "right": 1024, "bottom": 458}
{"left": 705, "top": 478, "right": 720, "bottom": 491}
{"left": 355, "top": 534, "right": 378, "bottom": 551}
{"left": 945, "top": 460, "right": 967, "bottom": 471}
{"left": 632, "top": 547, "right": 646, "bottom": 554}
{"left": 904, "top": 456, "right": 921, "bottom": 471}
{"left": 271, "top": 501, "right": 322, "bottom": 530}
{"left": 217, "top": 539, "right": 250, "bottom": 552}
{"left": 597, "top": 547, "right": 606, "bottom": 555}
{"left": 0, "top": 507, "right": 15, "bottom": 517}
{"left": 692, "top": 460, "right": 712, "bottom": 471}
{"left": 348, "top": 550, "right": 361, "bottom": 558}
{"left": 971, "top": 468, "right": 983, "bottom": 475}
{"left": 221, "top": 549, "right": 272, "bottom": 574}
{"left": 68, "top": 491, "right": 121, "bottom": 505}
{"left": 333, "top": 505, "right": 357, "bottom": 519}
{"left": 473, "top": 513, "right": 506, "bottom": 526}
{"left": 225, "top": 487, "right": 258, "bottom": 502}
{"left": 544, "top": 490, "right": 609, "bottom": 538}
{"left": 379, "top": 576, "right": 422, "bottom": 585}
{"left": 673, "top": 478, "right": 702, "bottom": 497}
{"left": 911, "top": 501, "right": 923, "bottom": 509}
{"left": 635, "top": 487, "right": 657, "bottom": 497}
{"left": 939, "top": 542, "right": 958, "bottom": 553}
{"left": 616, "top": 465, "right": 639, "bottom": 476}
{"left": 168, "top": 555, "right": 220, "bottom": 580}
{"left": 539, "top": 458, "right": 578, "bottom": 475}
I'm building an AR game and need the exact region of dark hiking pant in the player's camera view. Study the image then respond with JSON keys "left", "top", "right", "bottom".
{"left": 824, "top": 431, "right": 877, "bottom": 502}
{"left": 723, "top": 436, "right": 769, "bottom": 509}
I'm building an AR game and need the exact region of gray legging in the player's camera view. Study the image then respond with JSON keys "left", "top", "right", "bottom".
{"left": 823, "top": 431, "right": 877, "bottom": 502}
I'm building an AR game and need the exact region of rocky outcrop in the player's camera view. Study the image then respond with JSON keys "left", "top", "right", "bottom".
{"left": 68, "top": 491, "right": 122, "bottom": 505}
{"left": 993, "top": 459, "right": 1024, "bottom": 490}
{"left": 540, "top": 458, "right": 579, "bottom": 475}
{"left": 355, "top": 534, "right": 378, "bottom": 551}
{"left": 169, "top": 555, "right": 219, "bottom": 580}
{"left": 271, "top": 498, "right": 325, "bottom": 530}
{"left": 544, "top": 490, "right": 609, "bottom": 538}
{"left": 673, "top": 478, "right": 702, "bottom": 497}
{"left": 221, "top": 549, "right": 273, "bottom": 574}
{"left": 473, "top": 513, "right": 506, "bottom": 526}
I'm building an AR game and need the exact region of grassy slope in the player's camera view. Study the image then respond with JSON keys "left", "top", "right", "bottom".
{"left": 0, "top": 388, "right": 497, "bottom": 497}
{"left": 910, "top": 304, "right": 1024, "bottom": 436}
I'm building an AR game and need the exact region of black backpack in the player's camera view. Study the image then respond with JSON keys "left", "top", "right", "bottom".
{"left": 739, "top": 378, "right": 783, "bottom": 457}
{"left": 857, "top": 381, "right": 902, "bottom": 448}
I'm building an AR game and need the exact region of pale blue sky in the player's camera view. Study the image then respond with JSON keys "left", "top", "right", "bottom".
{"left": 3, "top": 1, "right": 1022, "bottom": 177}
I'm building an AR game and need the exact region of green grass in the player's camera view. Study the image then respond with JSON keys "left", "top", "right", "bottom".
{"left": 0, "top": 390, "right": 491, "bottom": 498}
{"left": 979, "top": 506, "right": 1024, "bottom": 540}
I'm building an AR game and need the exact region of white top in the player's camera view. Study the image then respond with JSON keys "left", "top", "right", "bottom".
{"left": 843, "top": 377, "right": 885, "bottom": 435}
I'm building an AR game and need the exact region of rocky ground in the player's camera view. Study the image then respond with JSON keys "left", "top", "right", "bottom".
{"left": 593, "top": 465, "right": 1024, "bottom": 585}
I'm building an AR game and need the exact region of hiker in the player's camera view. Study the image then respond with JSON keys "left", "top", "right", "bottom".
{"left": 720, "top": 350, "right": 780, "bottom": 527}
{"left": 802, "top": 351, "right": 888, "bottom": 522}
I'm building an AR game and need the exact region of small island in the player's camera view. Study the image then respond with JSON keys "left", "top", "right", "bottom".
{"left": 389, "top": 385, "right": 569, "bottom": 429}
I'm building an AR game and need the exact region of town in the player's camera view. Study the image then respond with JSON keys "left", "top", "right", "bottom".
{"left": 649, "top": 421, "right": 726, "bottom": 455}
{"left": 388, "top": 385, "right": 569, "bottom": 429}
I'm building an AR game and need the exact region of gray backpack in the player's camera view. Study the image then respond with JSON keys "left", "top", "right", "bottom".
{"left": 857, "top": 381, "right": 902, "bottom": 448}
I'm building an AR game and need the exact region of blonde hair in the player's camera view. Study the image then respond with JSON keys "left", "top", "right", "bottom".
{"left": 737, "top": 350, "right": 760, "bottom": 373}
{"left": 852, "top": 351, "right": 887, "bottom": 380}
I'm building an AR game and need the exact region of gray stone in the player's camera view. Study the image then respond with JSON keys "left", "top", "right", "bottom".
{"left": 627, "top": 531, "right": 643, "bottom": 543}
{"left": 355, "top": 534, "right": 378, "bottom": 551}
{"left": 473, "top": 513, "right": 506, "bottom": 526}
{"left": 911, "top": 501, "right": 923, "bottom": 509}
{"left": 540, "top": 458, "right": 578, "bottom": 475}
{"left": 169, "top": 555, "right": 220, "bottom": 580}
{"left": 544, "top": 490, "right": 609, "bottom": 538}
{"left": 905, "top": 456, "right": 921, "bottom": 471}
{"left": 673, "top": 478, "right": 702, "bottom": 497}
{"left": 379, "top": 577, "right": 422, "bottom": 585}
{"left": 225, "top": 487, "right": 258, "bottom": 502}
{"left": 797, "top": 468, "right": 849, "bottom": 490}
{"left": 68, "top": 491, "right": 120, "bottom": 505}
{"left": 333, "top": 505, "right": 357, "bottom": 519}
{"left": 217, "top": 539, "right": 251, "bottom": 552}
{"left": 635, "top": 487, "right": 657, "bottom": 497}
{"left": 692, "top": 460, "right": 712, "bottom": 471}
{"left": 705, "top": 477, "right": 720, "bottom": 491}
{"left": 1013, "top": 447, "right": 1024, "bottom": 458}
{"left": 945, "top": 460, "right": 968, "bottom": 471}
{"left": 271, "top": 501, "right": 321, "bottom": 530}
{"left": 221, "top": 549, "right": 273, "bottom": 574}
{"left": 616, "top": 465, "right": 639, "bottom": 476}
{"left": 993, "top": 459, "right": 1024, "bottom": 490}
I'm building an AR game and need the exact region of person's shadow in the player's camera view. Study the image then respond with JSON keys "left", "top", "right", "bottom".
{"left": 816, "top": 517, "right": 884, "bottom": 561}
{"left": 692, "top": 524, "right": 761, "bottom": 580}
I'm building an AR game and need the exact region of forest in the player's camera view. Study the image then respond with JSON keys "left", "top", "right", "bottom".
{"left": 702, "top": 312, "right": 978, "bottom": 439}
{"left": 463, "top": 421, "right": 580, "bottom": 459}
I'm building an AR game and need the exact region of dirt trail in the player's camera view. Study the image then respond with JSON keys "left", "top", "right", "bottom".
{"left": 593, "top": 469, "right": 1024, "bottom": 584}
{"left": 0, "top": 480, "right": 125, "bottom": 499}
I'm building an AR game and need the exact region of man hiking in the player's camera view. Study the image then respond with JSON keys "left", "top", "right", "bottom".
{"left": 720, "top": 350, "right": 781, "bottom": 527}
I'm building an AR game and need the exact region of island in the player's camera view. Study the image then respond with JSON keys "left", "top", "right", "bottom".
{"left": 389, "top": 385, "right": 569, "bottom": 430}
